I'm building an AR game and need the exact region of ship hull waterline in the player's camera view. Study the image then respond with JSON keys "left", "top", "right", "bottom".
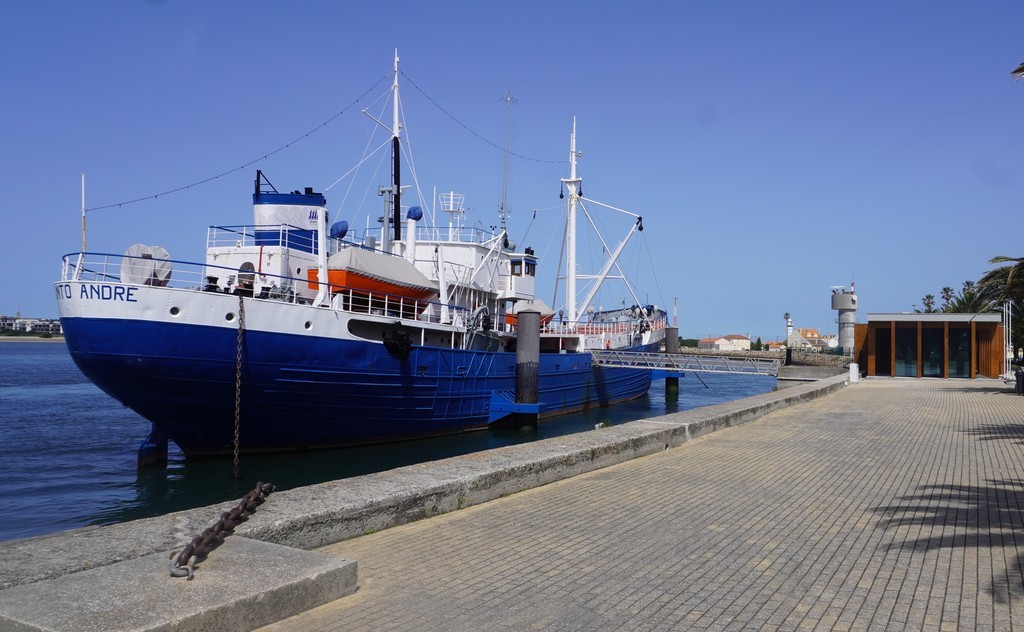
{"left": 60, "top": 315, "right": 656, "bottom": 457}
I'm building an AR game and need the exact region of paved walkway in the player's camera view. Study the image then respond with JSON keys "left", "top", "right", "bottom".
{"left": 260, "top": 379, "right": 1024, "bottom": 631}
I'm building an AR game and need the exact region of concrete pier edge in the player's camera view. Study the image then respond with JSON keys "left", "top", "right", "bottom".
{"left": 0, "top": 538, "right": 357, "bottom": 632}
{"left": 0, "top": 374, "right": 849, "bottom": 630}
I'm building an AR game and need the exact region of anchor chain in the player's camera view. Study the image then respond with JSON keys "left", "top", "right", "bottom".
{"left": 233, "top": 294, "right": 245, "bottom": 478}
{"left": 168, "top": 481, "right": 276, "bottom": 580}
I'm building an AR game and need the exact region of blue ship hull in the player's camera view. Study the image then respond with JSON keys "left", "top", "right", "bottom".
{"left": 61, "top": 317, "right": 654, "bottom": 455}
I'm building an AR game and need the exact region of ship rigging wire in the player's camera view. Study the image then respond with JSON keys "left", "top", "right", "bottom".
{"left": 398, "top": 69, "right": 563, "bottom": 166}
{"left": 87, "top": 65, "right": 563, "bottom": 253}
{"left": 333, "top": 77, "right": 557, "bottom": 238}
{"left": 84, "top": 74, "right": 389, "bottom": 212}
{"left": 641, "top": 234, "right": 669, "bottom": 316}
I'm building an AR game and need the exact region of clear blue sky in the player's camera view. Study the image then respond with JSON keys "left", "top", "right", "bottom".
{"left": 3, "top": 1, "right": 1023, "bottom": 342}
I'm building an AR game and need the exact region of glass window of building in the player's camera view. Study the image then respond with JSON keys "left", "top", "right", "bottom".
{"left": 895, "top": 327, "right": 917, "bottom": 377}
{"left": 921, "top": 328, "right": 944, "bottom": 378}
{"left": 948, "top": 328, "right": 971, "bottom": 378}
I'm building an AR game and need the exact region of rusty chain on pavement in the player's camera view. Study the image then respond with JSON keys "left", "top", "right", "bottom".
{"left": 168, "top": 481, "right": 276, "bottom": 580}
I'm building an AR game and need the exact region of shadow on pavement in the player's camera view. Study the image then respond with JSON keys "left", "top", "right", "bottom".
{"left": 873, "top": 477, "right": 1024, "bottom": 602}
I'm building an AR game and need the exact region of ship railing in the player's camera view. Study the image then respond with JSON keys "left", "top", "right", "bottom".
{"left": 367, "top": 223, "right": 502, "bottom": 245}
{"left": 537, "top": 317, "right": 668, "bottom": 336}
{"left": 572, "top": 322, "right": 632, "bottom": 335}
{"left": 208, "top": 224, "right": 429, "bottom": 260}
{"left": 61, "top": 252, "right": 314, "bottom": 295}
{"left": 62, "top": 252, "right": 208, "bottom": 288}
{"left": 207, "top": 224, "right": 319, "bottom": 254}
{"left": 538, "top": 321, "right": 624, "bottom": 335}
{"left": 60, "top": 252, "right": 469, "bottom": 326}
{"left": 319, "top": 282, "right": 468, "bottom": 325}
{"left": 208, "top": 223, "right": 508, "bottom": 256}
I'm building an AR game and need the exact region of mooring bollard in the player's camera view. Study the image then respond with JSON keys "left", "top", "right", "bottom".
{"left": 514, "top": 310, "right": 540, "bottom": 430}
{"left": 665, "top": 326, "right": 679, "bottom": 399}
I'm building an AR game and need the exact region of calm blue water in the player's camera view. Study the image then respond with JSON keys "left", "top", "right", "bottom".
{"left": 0, "top": 341, "right": 775, "bottom": 542}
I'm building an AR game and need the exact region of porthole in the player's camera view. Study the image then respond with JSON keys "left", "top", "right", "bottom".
{"left": 169, "top": 307, "right": 180, "bottom": 316}
{"left": 304, "top": 321, "right": 312, "bottom": 330}
{"left": 226, "top": 312, "right": 235, "bottom": 322}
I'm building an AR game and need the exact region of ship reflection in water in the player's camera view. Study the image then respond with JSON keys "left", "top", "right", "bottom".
{"left": 0, "top": 341, "right": 774, "bottom": 542}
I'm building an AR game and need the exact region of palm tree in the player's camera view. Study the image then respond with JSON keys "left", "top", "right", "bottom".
{"left": 919, "top": 294, "right": 937, "bottom": 313}
{"left": 979, "top": 256, "right": 1024, "bottom": 356}
{"left": 943, "top": 282, "right": 991, "bottom": 313}
{"left": 941, "top": 286, "right": 954, "bottom": 309}
{"left": 979, "top": 257, "right": 1024, "bottom": 305}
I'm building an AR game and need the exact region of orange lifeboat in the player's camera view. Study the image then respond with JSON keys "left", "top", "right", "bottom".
{"left": 504, "top": 299, "right": 556, "bottom": 328}
{"left": 307, "top": 246, "right": 438, "bottom": 301}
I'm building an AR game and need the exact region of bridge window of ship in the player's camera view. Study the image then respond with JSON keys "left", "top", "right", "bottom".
{"left": 526, "top": 261, "right": 536, "bottom": 276}
{"left": 511, "top": 260, "right": 523, "bottom": 276}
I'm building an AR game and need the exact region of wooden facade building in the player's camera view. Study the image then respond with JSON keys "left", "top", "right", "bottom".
{"left": 853, "top": 313, "right": 1004, "bottom": 379}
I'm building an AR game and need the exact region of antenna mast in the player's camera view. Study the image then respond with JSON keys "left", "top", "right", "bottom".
{"left": 80, "top": 173, "right": 86, "bottom": 251}
{"left": 499, "top": 90, "right": 516, "bottom": 234}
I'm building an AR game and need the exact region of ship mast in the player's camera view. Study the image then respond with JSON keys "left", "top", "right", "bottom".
{"left": 561, "top": 119, "right": 581, "bottom": 327}
{"left": 391, "top": 50, "right": 402, "bottom": 244}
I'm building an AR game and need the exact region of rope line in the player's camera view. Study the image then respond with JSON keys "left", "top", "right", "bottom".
{"left": 641, "top": 232, "right": 668, "bottom": 314}
{"left": 86, "top": 74, "right": 389, "bottom": 212}
{"left": 398, "top": 69, "right": 564, "bottom": 166}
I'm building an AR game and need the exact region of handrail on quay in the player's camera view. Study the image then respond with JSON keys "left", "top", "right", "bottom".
{"left": 590, "top": 350, "right": 782, "bottom": 377}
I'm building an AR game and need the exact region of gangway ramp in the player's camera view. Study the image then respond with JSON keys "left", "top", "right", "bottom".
{"left": 590, "top": 350, "right": 781, "bottom": 377}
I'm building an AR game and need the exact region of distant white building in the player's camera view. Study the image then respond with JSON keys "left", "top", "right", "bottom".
{"left": 5, "top": 316, "right": 62, "bottom": 334}
{"left": 697, "top": 337, "right": 722, "bottom": 350}
{"left": 698, "top": 334, "right": 751, "bottom": 351}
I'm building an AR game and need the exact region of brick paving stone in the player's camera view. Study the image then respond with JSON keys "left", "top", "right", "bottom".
{"left": 258, "top": 379, "right": 1024, "bottom": 631}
